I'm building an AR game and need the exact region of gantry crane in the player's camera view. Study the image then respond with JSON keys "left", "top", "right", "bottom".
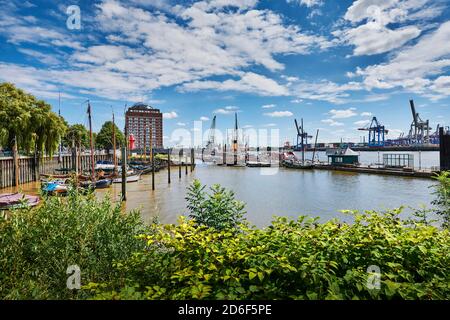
{"left": 407, "top": 100, "right": 431, "bottom": 145}
{"left": 358, "top": 117, "right": 389, "bottom": 147}
{"left": 202, "top": 115, "right": 217, "bottom": 160}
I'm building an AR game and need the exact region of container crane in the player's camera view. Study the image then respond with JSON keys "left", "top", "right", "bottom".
{"left": 407, "top": 100, "right": 431, "bottom": 145}
{"left": 358, "top": 117, "right": 389, "bottom": 147}
{"left": 202, "top": 115, "right": 217, "bottom": 160}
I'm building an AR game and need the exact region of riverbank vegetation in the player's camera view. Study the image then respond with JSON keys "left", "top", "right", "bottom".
{"left": 0, "top": 173, "right": 449, "bottom": 300}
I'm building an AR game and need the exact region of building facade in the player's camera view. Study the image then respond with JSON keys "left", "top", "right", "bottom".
{"left": 125, "top": 103, "right": 163, "bottom": 150}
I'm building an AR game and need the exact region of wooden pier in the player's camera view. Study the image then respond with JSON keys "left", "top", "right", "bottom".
{"left": 312, "top": 164, "right": 436, "bottom": 179}
{"left": 0, "top": 154, "right": 112, "bottom": 189}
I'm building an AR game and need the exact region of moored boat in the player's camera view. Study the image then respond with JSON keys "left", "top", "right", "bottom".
{"left": 113, "top": 174, "right": 141, "bottom": 184}
{"left": 0, "top": 193, "right": 40, "bottom": 210}
{"left": 282, "top": 160, "right": 314, "bottom": 169}
{"left": 80, "top": 179, "right": 112, "bottom": 190}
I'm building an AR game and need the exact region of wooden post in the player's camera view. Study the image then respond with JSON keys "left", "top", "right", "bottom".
{"left": 179, "top": 149, "right": 182, "bottom": 179}
{"left": 13, "top": 136, "right": 19, "bottom": 187}
{"left": 121, "top": 146, "right": 127, "bottom": 202}
{"left": 185, "top": 154, "right": 188, "bottom": 175}
{"left": 34, "top": 149, "right": 39, "bottom": 182}
{"left": 223, "top": 144, "right": 227, "bottom": 165}
{"left": 190, "top": 148, "right": 194, "bottom": 172}
{"left": 112, "top": 111, "right": 117, "bottom": 175}
{"left": 167, "top": 149, "right": 171, "bottom": 184}
{"left": 150, "top": 124, "right": 155, "bottom": 191}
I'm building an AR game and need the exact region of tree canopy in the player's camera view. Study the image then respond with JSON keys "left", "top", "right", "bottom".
{"left": 63, "top": 124, "right": 90, "bottom": 149}
{"left": 96, "top": 121, "right": 125, "bottom": 152}
{"left": 0, "top": 82, "right": 67, "bottom": 155}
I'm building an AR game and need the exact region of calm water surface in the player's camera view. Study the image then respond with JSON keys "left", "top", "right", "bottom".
{"left": 6, "top": 153, "right": 437, "bottom": 227}
{"left": 101, "top": 164, "right": 435, "bottom": 227}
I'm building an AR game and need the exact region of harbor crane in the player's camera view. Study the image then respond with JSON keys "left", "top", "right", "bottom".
{"left": 294, "top": 118, "right": 313, "bottom": 163}
{"left": 407, "top": 99, "right": 431, "bottom": 145}
{"left": 358, "top": 117, "right": 389, "bottom": 147}
{"left": 203, "top": 115, "right": 217, "bottom": 160}
{"left": 294, "top": 119, "right": 312, "bottom": 152}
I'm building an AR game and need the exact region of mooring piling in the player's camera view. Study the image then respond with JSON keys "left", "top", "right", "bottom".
{"left": 121, "top": 146, "right": 127, "bottom": 202}
{"left": 168, "top": 149, "right": 171, "bottom": 184}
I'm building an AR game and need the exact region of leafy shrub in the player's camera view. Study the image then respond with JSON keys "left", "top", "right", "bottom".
{"left": 431, "top": 171, "right": 450, "bottom": 228}
{"left": 0, "top": 189, "right": 147, "bottom": 300}
{"left": 85, "top": 209, "right": 450, "bottom": 300}
{"left": 185, "top": 179, "right": 245, "bottom": 231}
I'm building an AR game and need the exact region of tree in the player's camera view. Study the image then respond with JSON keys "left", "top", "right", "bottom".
{"left": 0, "top": 83, "right": 67, "bottom": 185}
{"left": 96, "top": 121, "right": 125, "bottom": 154}
{"left": 63, "top": 124, "right": 90, "bottom": 150}
{"left": 0, "top": 82, "right": 67, "bottom": 155}
{"left": 185, "top": 180, "right": 246, "bottom": 231}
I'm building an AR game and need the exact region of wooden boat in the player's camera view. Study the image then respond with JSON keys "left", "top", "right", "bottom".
{"left": 80, "top": 179, "right": 112, "bottom": 190}
{"left": 0, "top": 193, "right": 40, "bottom": 210}
{"left": 113, "top": 174, "right": 141, "bottom": 184}
{"left": 282, "top": 160, "right": 314, "bottom": 170}
{"left": 41, "top": 181, "right": 69, "bottom": 195}
{"left": 246, "top": 161, "right": 272, "bottom": 168}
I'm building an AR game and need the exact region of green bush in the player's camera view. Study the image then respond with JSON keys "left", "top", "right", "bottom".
{"left": 85, "top": 209, "right": 450, "bottom": 300}
{"left": 185, "top": 179, "right": 245, "bottom": 231}
{"left": 0, "top": 189, "right": 147, "bottom": 300}
{"left": 431, "top": 171, "right": 450, "bottom": 228}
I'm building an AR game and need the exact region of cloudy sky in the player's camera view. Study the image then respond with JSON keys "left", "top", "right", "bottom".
{"left": 0, "top": 0, "right": 449, "bottom": 145}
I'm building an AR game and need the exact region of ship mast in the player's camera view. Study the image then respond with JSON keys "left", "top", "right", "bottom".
{"left": 233, "top": 112, "right": 238, "bottom": 165}
{"left": 112, "top": 107, "right": 117, "bottom": 175}
{"left": 87, "top": 101, "right": 95, "bottom": 181}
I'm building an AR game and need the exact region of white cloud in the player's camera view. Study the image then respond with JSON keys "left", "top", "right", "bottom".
{"left": 335, "top": 22, "right": 421, "bottom": 56}
{"left": 0, "top": 0, "right": 331, "bottom": 101}
{"left": 199, "top": 116, "right": 210, "bottom": 121}
{"left": 290, "top": 79, "right": 363, "bottom": 104}
{"left": 361, "top": 112, "right": 373, "bottom": 117}
{"left": 177, "top": 122, "right": 186, "bottom": 126}
{"left": 355, "top": 21, "right": 450, "bottom": 98}
{"left": 262, "top": 104, "right": 276, "bottom": 109}
{"left": 354, "top": 120, "right": 370, "bottom": 127}
{"left": 329, "top": 108, "right": 358, "bottom": 119}
{"left": 264, "top": 111, "right": 293, "bottom": 117}
{"left": 163, "top": 111, "right": 178, "bottom": 119}
{"left": 336, "top": 0, "right": 444, "bottom": 56}
{"left": 214, "top": 106, "right": 240, "bottom": 114}
{"left": 321, "top": 119, "right": 344, "bottom": 126}
{"left": 181, "top": 72, "right": 290, "bottom": 96}
{"left": 288, "top": 0, "right": 322, "bottom": 8}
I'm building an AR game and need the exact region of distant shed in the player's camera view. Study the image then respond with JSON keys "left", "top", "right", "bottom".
{"left": 327, "top": 148, "right": 359, "bottom": 165}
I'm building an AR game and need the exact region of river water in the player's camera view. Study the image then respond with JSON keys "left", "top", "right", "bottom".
{"left": 4, "top": 151, "right": 439, "bottom": 228}
{"left": 101, "top": 163, "right": 436, "bottom": 227}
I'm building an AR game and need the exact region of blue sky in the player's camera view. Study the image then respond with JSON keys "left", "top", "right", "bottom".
{"left": 0, "top": 0, "right": 449, "bottom": 146}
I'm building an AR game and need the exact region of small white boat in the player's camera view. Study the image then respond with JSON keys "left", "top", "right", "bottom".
{"left": 113, "top": 174, "right": 141, "bottom": 184}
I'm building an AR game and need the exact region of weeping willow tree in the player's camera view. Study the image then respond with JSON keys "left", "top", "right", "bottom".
{"left": 0, "top": 83, "right": 67, "bottom": 185}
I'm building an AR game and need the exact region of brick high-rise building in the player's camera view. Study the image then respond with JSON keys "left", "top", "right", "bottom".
{"left": 125, "top": 103, "right": 163, "bottom": 150}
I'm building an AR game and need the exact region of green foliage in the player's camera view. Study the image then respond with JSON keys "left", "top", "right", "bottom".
{"left": 63, "top": 124, "right": 90, "bottom": 149}
{"left": 431, "top": 172, "right": 450, "bottom": 228}
{"left": 0, "top": 189, "right": 147, "bottom": 300}
{"left": 86, "top": 209, "right": 449, "bottom": 300}
{"left": 0, "top": 82, "right": 66, "bottom": 155}
{"left": 185, "top": 180, "right": 246, "bottom": 231}
{"left": 96, "top": 121, "right": 125, "bottom": 152}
